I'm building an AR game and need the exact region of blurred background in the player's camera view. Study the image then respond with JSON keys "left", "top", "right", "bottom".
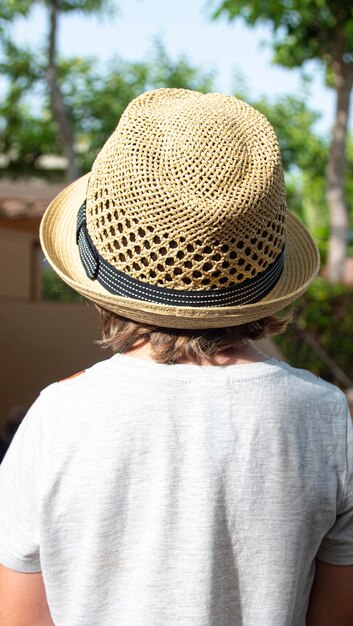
{"left": 0, "top": 0, "right": 353, "bottom": 454}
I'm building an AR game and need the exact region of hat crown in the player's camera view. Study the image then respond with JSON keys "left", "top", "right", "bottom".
{"left": 86, "top": 88, "right": 286, "bottom": 291}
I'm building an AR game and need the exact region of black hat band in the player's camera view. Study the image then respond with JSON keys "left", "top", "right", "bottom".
{"left": 76, "top": 201, "right": 285, "bottom": 308}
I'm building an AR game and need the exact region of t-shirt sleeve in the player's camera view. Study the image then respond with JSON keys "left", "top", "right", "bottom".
{"left": 0, "top": 397, "right": 43, "bottom": 572}
{"left": 317, "top": 402, "right": 353, "bottom": 565}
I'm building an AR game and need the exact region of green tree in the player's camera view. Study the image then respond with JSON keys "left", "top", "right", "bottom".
{"left": 231, "top": 79, "right": 330, "bottom": 243}
{"left": 1, "top": 0, "right": 114, "bottom": 181}
{"left": 0, "top": 38, "right": 62, "bottom": 175}
{"left": 253, "top": 93, "right": 330, "bottom": 245}
{"left": 0, "top": 40, "right": 214, "bottom": 177}
{"left": 211, "top": 0, "right": 353, "bottom": 282}
{"left": 61, "top": 41, "right": 214, "bottom": 171}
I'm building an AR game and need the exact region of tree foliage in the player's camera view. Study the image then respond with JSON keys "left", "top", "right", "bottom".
{"left": 1, "top": 0, "right": 115, "bottom": 180}
{"left": 63, "top": 41, "right": 215, "bottom": 171}
{"left": 211, "top": 0, "right": 353, "bottom": 282}
{"left": 275, "top": 277, "right": 353, "bottom": 390}
{"left": 212, "top": 0, "right": 353, "bottom": 68}
{"left": 254, "top": 94, "right": 331, "bottom": 244}
{"left": 230, "top": 79, "right": 328, "bottom": 238}
{"left": 0, "top": 38, "right": 60, "bottom": 174}
{"left": 0, "top": 39, "right": 215, "bottom": 176}
{"left": 0, "top": 0, "right": 114, "bottom": 20}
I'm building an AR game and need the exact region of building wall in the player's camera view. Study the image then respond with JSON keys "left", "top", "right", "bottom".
{"left": 0, "top": 229, "right": 34, "bottom": 299}
{"left": 0, "top": 301, "right": 106, "bottom": 428}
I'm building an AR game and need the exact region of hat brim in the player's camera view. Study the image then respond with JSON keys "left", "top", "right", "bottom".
{"left": 40, "top": 173, "right": 320, "bottom": 329}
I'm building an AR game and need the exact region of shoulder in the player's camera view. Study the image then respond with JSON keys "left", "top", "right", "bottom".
{"left": 277, "top": 360, "right": 348, "bottom": 411}
{"left": 39, "top": 357, "right": 114, "bottom": 407}
{"left": 32, "top": 357, "right": 117, "bottom": 438}
{"left": 59, "top": 370, "right": 86, "bottom": 383}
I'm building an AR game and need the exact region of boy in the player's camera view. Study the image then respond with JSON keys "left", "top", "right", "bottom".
{"left": 0, "top": 88, "right": 352, "bottom": 625}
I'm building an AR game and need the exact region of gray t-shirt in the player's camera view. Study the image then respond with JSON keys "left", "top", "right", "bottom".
{"left": 0, "top": 354, "right": 352, "bottom": 626}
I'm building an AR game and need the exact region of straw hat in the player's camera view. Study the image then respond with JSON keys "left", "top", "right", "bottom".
{"left": 40, "top": 88, "right": 320, "bottom": 329}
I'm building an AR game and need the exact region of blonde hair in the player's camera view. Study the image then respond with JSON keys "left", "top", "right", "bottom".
{"left": 96, "top": 306, "right": 293, "bottom": 365}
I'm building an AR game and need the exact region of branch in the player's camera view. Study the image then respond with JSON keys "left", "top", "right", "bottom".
{"left": 295, "top": 323, "right": 353, "bottom": 388}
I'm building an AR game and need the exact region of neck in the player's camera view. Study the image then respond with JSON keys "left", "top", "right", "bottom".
{"left": 124, "top": 340, "right": 270, "bottom": 366}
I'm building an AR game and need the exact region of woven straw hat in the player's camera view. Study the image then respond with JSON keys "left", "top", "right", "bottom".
{"left": 40, "top": 88, "right": 320, "bottom": 329}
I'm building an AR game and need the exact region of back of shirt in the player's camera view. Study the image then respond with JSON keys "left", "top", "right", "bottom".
{"left": 0, "top": 354, "right": 352, "bottom": 626}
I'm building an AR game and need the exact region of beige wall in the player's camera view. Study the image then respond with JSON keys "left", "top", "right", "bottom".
{"left": 0, "top": 301, "right": 106, "bottom": 428}
{"left": 0, "top": 229, "right": 34, "bottom": 299}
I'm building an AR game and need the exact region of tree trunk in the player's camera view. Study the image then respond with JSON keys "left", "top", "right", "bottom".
{"left": 46, "top": 0, "right": 80, "bottom": 182}
{"left": 326, "top": 30, "right": 353, "bottom": 283}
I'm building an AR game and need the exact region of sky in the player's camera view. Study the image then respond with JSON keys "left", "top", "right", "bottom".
{"left": 11, "top": 0, "right": 343, "bottom": 135}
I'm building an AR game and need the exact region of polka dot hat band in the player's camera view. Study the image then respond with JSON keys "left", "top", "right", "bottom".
{"left": 40, "top": 88, "right": 320, "bottom": 329}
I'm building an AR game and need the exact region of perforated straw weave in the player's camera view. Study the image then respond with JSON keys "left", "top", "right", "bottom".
{"left": 86, "top": 89, "right": 286, "bottom": 291}
{"left": 40, "top": 88, "right": 320, "bottom": 329}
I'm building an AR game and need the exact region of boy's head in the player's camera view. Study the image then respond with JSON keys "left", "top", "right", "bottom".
{"left": 40, "top": 88, "right": 319, "bottom": 360}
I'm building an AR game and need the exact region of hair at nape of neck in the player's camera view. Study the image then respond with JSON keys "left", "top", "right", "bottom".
{"left": 95, "top": 305, "right": 294, "bottom": 365}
